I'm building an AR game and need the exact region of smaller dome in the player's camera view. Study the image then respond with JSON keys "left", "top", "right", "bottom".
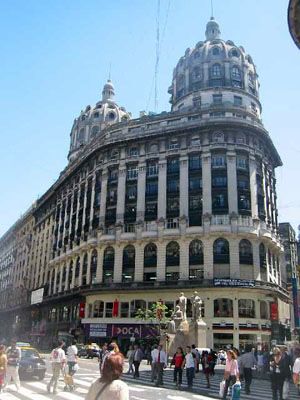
{"left": 102, "top": 79, "right": 115, "bottom": 101}
{"left": 205, "top": 17, "right": 221, "bottom": 40}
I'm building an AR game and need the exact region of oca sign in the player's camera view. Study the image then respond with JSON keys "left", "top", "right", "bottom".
{"left": 112, "top": 325, "right": 141, "bottom": 338}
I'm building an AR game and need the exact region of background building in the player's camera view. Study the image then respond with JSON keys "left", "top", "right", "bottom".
{"left": 288, "top": 0, "right": 300, "bottom": 49}
{"left": 0, "top": 18, "right": 291, "bottom": 349}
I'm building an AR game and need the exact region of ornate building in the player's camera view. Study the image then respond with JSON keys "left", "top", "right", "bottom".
{"left": 0, "top": 18, "right": 290, "bottom": 349}
{"left": 288, "top": 0, "right": 300, "bottom": 49}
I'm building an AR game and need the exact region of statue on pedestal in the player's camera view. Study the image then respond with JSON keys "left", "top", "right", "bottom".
{"left": 178, "top": 292, "right": 187, "bottom": 320}
{"left": 168, "top": 305, "right": 183, "bottom": 333}
{"left": 191, "top": 291, "right": 202, "bottom": 321}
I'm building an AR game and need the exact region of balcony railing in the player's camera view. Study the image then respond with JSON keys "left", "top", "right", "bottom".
{"left": 165, "top": 218, "right": 179, "bottom": 229}
{"left": 211, "top": 215, "right": 229, "bottom": 225}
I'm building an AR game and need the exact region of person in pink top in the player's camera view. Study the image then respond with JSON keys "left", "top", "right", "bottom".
{"left": 223, "top": 349, "right": 239, "bottom": 399}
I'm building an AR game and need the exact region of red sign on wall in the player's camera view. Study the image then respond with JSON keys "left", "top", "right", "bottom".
{"left": 112, "top": 299, "right": 119, "bottom": 317}
{"left": 270, "top": 302, "right": 278, "bottom": 321}
{"left": 79, "top": 302, "right": 85, "bottom": 318}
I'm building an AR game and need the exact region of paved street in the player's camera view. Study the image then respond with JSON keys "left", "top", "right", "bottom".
{"left": 1, "top": 358, "right": 299, "bottom": 400}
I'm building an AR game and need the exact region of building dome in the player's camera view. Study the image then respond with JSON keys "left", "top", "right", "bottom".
{"left": 68, "top": 79, "right": 131, "bottom": 162}
{"left": 168, "top": 18, "right": 260, "bottom": 118}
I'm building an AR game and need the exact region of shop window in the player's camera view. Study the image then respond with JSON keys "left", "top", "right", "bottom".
{"left": 214, "top": 298, "right": 233, "bottom": 317}
{"left": 213, "top": 333, "right": 233, "bottom": 350}
{"left": 105, "top": 302, "right": 113, "bottom": 318}
{"left": 120, "top": 302, "right": 130, "bottom": 318}
{"left": 93, "top": 301, "right": 104, "bottom": 318}
{"left": 238, "top": 299, "right": 255, "bottom": 318}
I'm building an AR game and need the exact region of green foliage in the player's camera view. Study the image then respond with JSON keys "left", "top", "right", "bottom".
{"left": 135, "top": 301, "right": 171, "bottom": 324}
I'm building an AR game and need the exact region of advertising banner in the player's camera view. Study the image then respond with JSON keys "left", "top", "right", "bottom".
{"left": 89, "top": 324, "right": 107, "bottom": 337}
{"left": 214, "top": 279, "right": 255, "bottom": 287}
{"left": 31, "top": 288, "right": 44, "bottom": 305}
{"left": 270, "top": 302, "right": 278, "bottom": 321}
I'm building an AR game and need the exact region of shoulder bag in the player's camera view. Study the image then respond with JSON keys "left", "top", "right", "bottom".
{"left": 96, "top": 382, "right": 110, "bottom": 399}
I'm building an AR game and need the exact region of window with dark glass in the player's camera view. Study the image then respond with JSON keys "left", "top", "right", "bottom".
{"left": 213, "top": 238, "right": 230, "bottom": 263}
{"left": 260, "top": 301, "right": 268, "bottom": 319}
{"left": 144, "top": 243, "right": 157, "bottom": 267}
{"left": 239, "top": 239, "right": 253, "bottom": 264}
{"left": 189, "top": 176, "right": 202, "bottom": 191}
{"left": 167, "top": 179, "right": 179, "bottom": 193}
{"left": 167, "top": 158, "right": 180, "bottom": 173}
{"left": 212, "top": 176, "right": 227, "bottom": 188}
{"left": 105, "top": 302, "right": 113, "bottom": 318}
{"left": 213, "top": 94, "right": 222, "bottom": 105}
{"left": 238, "top": 299, "right": 255, "bottom": 318}
{"left": 234, "top": 96, "right": 242, "bottom": 106}
{"left": 166, "top": 242, "right": 180, "bottom": 266}
{"left": 146, "top": 182, "right": 158, "bottom": 196}
{"left": 237, "top": 177, "right": 249, "bottom": 190}
{"left": 238, "top": 194, "right": 251, "bottom": 211}
{"left": 189, "top": 154, "right": 201, "bottom": 170}
{"left": 122, "top": 245, "right": 135, "bottom": 282}
{"left": 167, "top": 198, "right": 179, "bottom": 213}
{"left": 120, "top": 302, "right": 129, "bottom": 318}
{"left": 130, "top": 300, "right": 146, "bottom": 318}
{"left": 189, "top": 195, "right": 202, "bottom": 210}
{"left": 211, "top": 64, "right": 222, "bottom": 77}
{"left": 212, "top": 155, "right": 226, "bottom": 168}
{"left": 189, "top": 240, "right": 203, "bottom": 265}
{"left": 236, "top": 156, "right": 248, "bottom": 170}
{"left": 93, "top": 301, "right": 104, "bottom": 317}
{"left": 212, "top": 193, "right": 227, "bottom": 209}
{"left": 127, "top": 166, "right": 138, "bottom": 180}
{"left": 214, "top": 299, "right": 233, "bottom": 317}
{"left": 147, "top": 162, "right": 159, "bottom": 177}
{"left": 259, "top": 243, "right": 266, "bottom": 269}
{"left": 145, "top": 202, "right": 157, "bottom": 220}
{"left": 126, "top": 186, "right": 137, "bottom": 200}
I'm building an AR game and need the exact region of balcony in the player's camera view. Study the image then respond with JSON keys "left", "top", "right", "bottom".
{"left": 165, "top": 218, "right": 179, "bottom": 229}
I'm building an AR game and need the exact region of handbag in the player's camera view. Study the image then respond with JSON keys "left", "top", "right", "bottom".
{"left": 219, "top": 380, "right": 226, "bottom": 398}
{"left": 282, "top": 379, "right": 289, "bottom": 400}
{"left": 96, "top": 382, "right": 110, "bottom": 399}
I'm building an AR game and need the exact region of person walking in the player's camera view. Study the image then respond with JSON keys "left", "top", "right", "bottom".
{"left": 238, "top": 344, "right": 257, "bottom": 394}
{"left": 270, "top": 347, "right": 290, "bottom": 400}
{"left": 126, "top": 345, "right": 134, "bottom": 375}
{"left": 152, "top": 344, "right": 167, "bottom": 387}
{"left": 151, "top": 344, "right": 158, "bottom": 382}
{"left": 65, "top": 339, "right": 78, "bottom": 391}
{"left": 191, "top": 345, "right": 200, "bottom": 373}
{"left": 86, "top": 352, "right": 129, "bottom": 400}
{"left": 171, "top": 347, "right": 184, "bottom": 388}
{"left": 132, "top": 344, "right": 143, "bottom": 379}
{"left": 182, "top": 346, "right": 196, "bottom": 390}
{"left": 201, "top": 350, "right": 213, "bottom": 388}
{"left": 5, "top": 339, "right": 21, "bottom": 392}
{"left": 257, "top": 351, "right": 264, "bottom": 377}
{"left": 47, "top": 340, "right": 66, "bottom": 394}
{"left": 222, "top": 349, "right": 239, "bottom": 399}
{"left": 0, "top": 345, "right": 7, "bottom": 393}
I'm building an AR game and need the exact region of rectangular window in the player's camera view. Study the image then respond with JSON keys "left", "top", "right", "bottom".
{"left": 167, "top": 198, "right": 179, "bottom": 211}
{"left": 147, "top": 163, "right": 159, "bottom": 177}
{"left": 251, "top": 102, "right": 257, "bottom": 113}
{"left": 126, "top": 185, "right": 137, "bottom": 200}
{"left": 212, "top": 193, "right": 227, "bottom": 208}
{"left": 212, "top": 176, "right": 227, "bottom": 187}
{"left": 167, "top": 158, "right": 180, "bottom": 173}
{"left": 213, "top": 94, "right": 222, "bottom": 104}
{"left": 193, "top": 97, "right": 201, "bottom": 107}
{"left": 234, "top": 96, "right": 242, "bottom": 106}
{"left": 167, "top": 179, "right": 179, "bottom": 193}
{"left": 127, "top": 166, "right": 138, "bottom": 180}
{"left": 189, "top": 176, "right": 202, "bottom": 191}
{"left": 146, "top": 182, "right": 158, "bottom": 196}
{"left": 236, "top": 156, "right": 248, "bottom": 170}
{"left": 189, "top": 195, "right": 202, "bottom": 210}
{"left": 189, "top": 154, "right": 201, "bottom": 170}
{"left": 120, "top": 302, "right": 129, "bottom": 318}
{"left": 212, "top": 155, "right": 226, "bottom": 168}
{"left": 105, "top": 302, "right": 113, "bottom": 318}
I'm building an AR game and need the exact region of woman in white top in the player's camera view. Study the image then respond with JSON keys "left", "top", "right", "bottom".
{"left": 86, "top": 352, "right": 129, "bottom": 400}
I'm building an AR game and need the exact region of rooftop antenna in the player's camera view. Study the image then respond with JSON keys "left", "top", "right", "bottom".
{"left": 211, "top": 0, "right": 214, "bottom": 18}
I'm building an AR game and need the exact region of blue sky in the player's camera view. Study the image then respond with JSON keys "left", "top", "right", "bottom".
{"left": 0, "top": 0, "right": 299, "bottom": 237}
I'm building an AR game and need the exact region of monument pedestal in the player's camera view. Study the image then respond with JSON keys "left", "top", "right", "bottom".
{"left": 188, "top": 319, "right": 207, "bottom": 348}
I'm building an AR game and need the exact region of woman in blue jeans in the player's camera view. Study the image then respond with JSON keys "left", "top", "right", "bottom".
{"left": 182, "top": 346, "right": 196, "bottom": 389}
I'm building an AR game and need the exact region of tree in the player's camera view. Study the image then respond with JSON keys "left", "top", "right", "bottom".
{"left": 135, "top": 300, "right": 172, "bottom": 338}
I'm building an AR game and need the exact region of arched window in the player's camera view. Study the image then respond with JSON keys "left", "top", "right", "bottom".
{"left": 211, "top": 63, "right": 222, "bottom": 77}
{"left": 107, "top": 112, "right": 115, "bottom": 121}
{"left": 214, "top": 299, "right": 233, "bottom": 317}
{"left": 260, "top": 301, "right": 269, "bottom": 319}
{"left": 93, "top": 300, "right": 104, "bottom": 318}
{"left": 230, "top": 49, "right": 239, "bottom": 58}
{"left": 239, "top": 239, "right": 253, "bottom": 265}
{"left": 189, "top": 240, "right": 203, "bottom": 265}
{"left": 238, "top": 299, "right": 255, "bottom": 318}
{"left": 82, "top": 253, "right": 88, "bottom": 286}
{"left": 212, "top": 131, "right": 224, "bottom": 143}
{"left": 103, "top": 246, "right": 114, "bottom": 283}
{"left": 166, "top": 242, "right": 180, "bottom": 266}
{"left": 144, "top": 243, "right": 157, "bottom": 282}
{"left": 74, "top": 257, "right": 80, "bottom": 286}
{"left": 91, "top": 125, "right": 99, "bottom": 137}
{"left": 192, "top": 67, "right": 202, "bottom": 81}
{"left": 231, "top": 66, "right": 241, "bottom": 79}
{"left": 212, "top": 47, "right": 220, "bottom": 56}
{"left": 78, "top": 128, "right": 85, "bottom": 144}
{"left": 122, "top": 245, "right": 135, "bottom": 282}
{"left": 93, "top": 112, "right": 100, "bottom": 119}
{"left": 213, "top": 239, "right": 230, "bottom": 263}
{"left": 90, "top": 249, "right": 97, "bottom": 284}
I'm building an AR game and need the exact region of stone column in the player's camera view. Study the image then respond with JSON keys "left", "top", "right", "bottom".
{"left": 114, "top": 245, "right": 123, "bottom": 283}
{"left": 202, "top": 152, "right": 212, "bottom": 214}
{"left": 58, "top": 265, "right": 63, "bottom": 293}
{"left": 74, "top": 184, "right": 81, "bottom": 237}
{"left": 134, "top": 244, "right": 144, "bottom": 282}
{"left": 99, "top": 169, "right": 108, "bottom": 225}
{"left": 89, "top": 173, "right": 96, "bottom": 229}
{"left": 53, "top": 267, "right": 58, "bottom": 294}
{"left": 229, "top": 239, "right": 240, "bottom": 279}
{"left": 86, "top": 249, "right": 92, "bottom": 285}
{"left": 157, "top": 157, "right": 167, "bottom": 220}
{"left": 227, "top": 151, "right": 238, "bottom": 214}
{"left": 68, "top": 189, "right": 75, "bottom": 244}
{"left": 96, "top": 247, "right": 104, "bottom": 283}
{"left": 179, "top": 155, "right": 189, "bottom": 218}
{"left": 49, "top": 269, "right": 53, "bottom": 295}
{"left": 249, "top": 154, "right": 258, "bottom": 219}
{"left": 71, "top": 258, "right": 76, "bottom": 289}
{"left": 157, "top": 241, "right": 166, "bottom": 281}
{"left": 81, "top": 181, "right": 88, "bottom": 236}
{"left": 252, "top": 241, "right": 261, "bottom": 281}
{"left": 65, "top": 263, "right": 70, "bottom": 291}
{"left": 116, "top": 164, "right": 126, "bottom": 223}
{"left": 62, "top": 195, "right": 69, "bottom": 244}
{"left": 203, "top": 238, "right": 214, "bottom": 280}
{"left": 179, "top": 241, "right": 189, "bottom": 280}
{"left": 136, "top": 162, "right": 146, "bottom": 221}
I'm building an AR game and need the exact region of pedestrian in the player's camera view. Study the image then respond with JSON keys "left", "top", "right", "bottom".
{"left": 65, "top": 339, "right": 78, "bottom": 391}
{"left": 126, "top": 345, "right": 134, "bottom": 375}
{"left": 171, "top": 347, "right": 184, "bottom": 388}
{"left": 151, "top": 344, "right": 158, "bottom": 382}
{"left": 222, "top": 349, "right": 239, "bottom": 399}
{"left": 47, "top": 340, "right": 66, "bottom": 394}
{"left": 101, "top": 343, "right": 117, "bottom": 373}
{"left": 270, "top": 347, "right": 290, "bottom": 400}
{"left": 0, "top": 345, "right": 7, "bottom": 393}
{"left": 210, "top": 350, "right": 217, "bottom": 375}
{"left": 257, "top": 351, "right": 264, "bottom": 377}
{"left": 238, "top": 344, "right": 257, "bottom": 394}
{"left": 292, "top": 348, "right": 300, "bottom": 388}
{"left": 5, "top": 338, "right": 21, "bottom": 392}
{"left": 152, "top": 344, "right": 167, "bottom": 387}
{"left": 201, "top": 350, "right": 212, "bottom": 388}
{"left": 132, "top": 344, "right": 143, "bottom": 379}
{"left": 280, "top": 346, "right": 291, "bottom": 399}
{"left": 85, "top": 352, "right": 129, "bottom": 400}
{"left": 182, "top": 346, "right": 196, "bottom": 390}
{"left": 191, "top": 344, "right": 200, "bottom": 372}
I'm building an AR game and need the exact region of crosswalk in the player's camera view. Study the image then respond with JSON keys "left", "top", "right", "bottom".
{"left": 0, "top": 365, "right": 299, "bottom": 400}
{"left": 122, "top": 368, "right": 300, "bottom": 400}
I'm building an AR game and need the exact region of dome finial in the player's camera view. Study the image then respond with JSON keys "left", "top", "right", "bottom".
{"left": 210, "top": 0, "right": 214, "bottom": 19}
{"left": 102, "top": 79, "right": 115, "bottom": 102}
{"left": 205, "top": 16, "right": 221, "bottom": 40}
